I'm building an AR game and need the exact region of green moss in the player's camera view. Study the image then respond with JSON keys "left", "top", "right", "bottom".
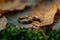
{"left": 0, "top": 26, "right": 60, "bottom": 40}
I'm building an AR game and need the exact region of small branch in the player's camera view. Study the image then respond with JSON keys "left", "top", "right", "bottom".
{"left": 40, "top": 27, "right": 47, "bottom": 40}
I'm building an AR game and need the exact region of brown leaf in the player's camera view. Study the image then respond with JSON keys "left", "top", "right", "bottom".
{"left": 54, "top": 0, "right": 60, "bottom": 10}
{"left": 0, "top": 1, "right": 31, "bottom": 15}
{"left": 0, "top": 16, "right": 7, "bottom": 31}
{"left": 29, "top": 2, "right": 57, "bottom": 27}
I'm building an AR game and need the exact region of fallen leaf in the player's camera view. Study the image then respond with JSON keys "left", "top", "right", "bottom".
{"left": 29, "top": 2, "right": 57, "bottom": 27}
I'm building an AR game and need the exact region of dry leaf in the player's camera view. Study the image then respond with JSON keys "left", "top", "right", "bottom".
{"left": 54, "top": 0, "right": 60, "bottom": 10}
{"left": 0, "top": 16, "right": 7, "bottom": 31}
{"left": 29, "top": 2, "right": 57, "bottom": 27}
